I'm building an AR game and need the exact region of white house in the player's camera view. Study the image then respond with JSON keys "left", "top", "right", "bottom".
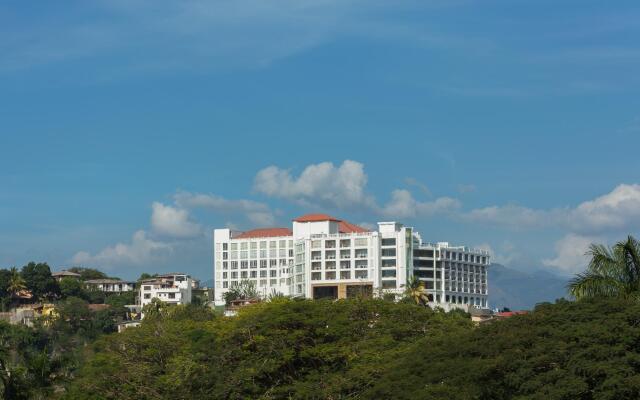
{"left": 84, "top": 279, "right": 136, "bottom": 293}
{"left": 139, "top": 273, "right": 193, "bottom": 307}
{"left": 214, "top": 214, "right": 489, "bottom": 311}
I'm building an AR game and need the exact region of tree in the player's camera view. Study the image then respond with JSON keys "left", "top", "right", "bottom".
{"left": 404, "top": 276, "right": 428, "bottom": 306}
{"left": 67, "top": 267, "right": 108, "bottom": 281}
{"left": 59, "top": 277, "right": 87, "bottom": 300}
{"left": 568, "top": 235, "right": 640, "bottom": 300}
{"left": 20, "top": 262, "right": 59, "bottom": 300}
{"left": 0, "top": 270, "right": 12, "bottom": 311}
{"left": 223, "top": 279, "right": 258, "bottom": 305}
{"left": 7, "top": 268, "right": 26, "bottom": 299}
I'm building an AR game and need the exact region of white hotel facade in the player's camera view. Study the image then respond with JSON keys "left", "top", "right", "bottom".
{"left": 214, "top": 214, "right": 489, "bottom": 310}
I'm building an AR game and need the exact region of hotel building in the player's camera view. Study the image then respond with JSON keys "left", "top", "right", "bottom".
{"left": 139, "top": 273, "right": 193, "bottom": 307}
{"left": 213, "top": 214, "right": 489, "bottom": 310}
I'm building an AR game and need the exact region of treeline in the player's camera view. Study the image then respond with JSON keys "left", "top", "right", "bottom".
{"left": 59, "top": 297, "right": 640, "bottom": 400}
{"left": 0, "top": 262, "right": 136, "bottom": 309}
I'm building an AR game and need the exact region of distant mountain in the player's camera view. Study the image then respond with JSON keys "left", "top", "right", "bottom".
{"left": 489, "top": 264, "right": 569, "bottom": 311}
{"left": 200, "top": 278, "right": 214, "bottom": 288}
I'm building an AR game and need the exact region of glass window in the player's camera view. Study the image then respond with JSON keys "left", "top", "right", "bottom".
{"left": 381, "top": 280, "right": 396, "bottom": 289}
{"left": 381, "top": 238, "right": 396, "bottom": 246}
{"left": 381, "top": 269, "right": 396, "bottom": 278}
{"left": 381, "top": 248, "right": 396, "bottom": 257}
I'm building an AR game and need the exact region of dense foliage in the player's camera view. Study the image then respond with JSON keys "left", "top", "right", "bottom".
{"left": 61, "top": 297, "right": 640, "bottom": 400}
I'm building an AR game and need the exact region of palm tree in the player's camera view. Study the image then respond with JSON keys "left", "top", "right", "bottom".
{"left": 404, "top": 276, "right": 429, "bottom": 305}
{"left": 568, "top": 235, "right": 640, "bottom": 300}
{"left": 7, "top": 267, "right": 26, "bottom": 298}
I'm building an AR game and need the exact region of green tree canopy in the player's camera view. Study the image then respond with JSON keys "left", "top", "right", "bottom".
{"left": 20, "top": 262, "right": 59, "bottom": 300}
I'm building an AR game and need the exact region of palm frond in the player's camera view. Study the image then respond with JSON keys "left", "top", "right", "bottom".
{"left": 568, "top": 271, "right": 627, "bottom": 299}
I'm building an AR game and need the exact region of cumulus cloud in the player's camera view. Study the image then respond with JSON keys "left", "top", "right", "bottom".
{"left": 461, "top": 205, "right": 556, "bottom": 229}
{"left": 72, "top": 230, "right": 172, "bottom": 268}
{"left": 254, "top": 160, "right": 376, "bottom": 210}
{"left": 461, "top": 184, "right": 640, "bottom": 234}
{"left": 151, "top": 202, "right": 201, "bottom": 238}
{"left": 543, "top": 234, "right": 600, "bottom": 274}
{"left": 380, "top": 189, "right": 460, "bottom": 219}
{"left": 174, "top": 191, "right": 276, "bottom": 226}
{"left": 568, "top": 184, "right": 640, "bottom": 233}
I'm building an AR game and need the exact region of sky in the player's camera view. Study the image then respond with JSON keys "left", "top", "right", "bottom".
{"left": 1, "top": 0, "right": 639, "bottom": 282}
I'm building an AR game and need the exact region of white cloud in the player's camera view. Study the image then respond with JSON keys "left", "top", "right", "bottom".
{"left": 174, "top": 191, "right": 276, "bottom": 226}
{"left": 380, "top": 189, "right": 460, "bottom": 219}
{"left": 461, "top": 205, "right": 555, "bottom": 229}
{"left": 543, "top": 234, "right": 599, "bottom": 274}
{"left": 568, "top": 184, "right": 640, "bottom": 233}
{"left": 461, "top": 184, "right": 640, "bottom": 234}
{"left": 151, "top": 202, "right": 201, "bottom": 238}
{"left": 71, "top": 230, "right": 172, "bottom": 268}
{"left": 254, "top": 160, "right": 376, "bottom": 210}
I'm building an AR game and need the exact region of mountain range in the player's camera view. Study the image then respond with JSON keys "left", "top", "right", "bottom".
{"left": 488, "top": 263, "right": 569, "bottom": 310}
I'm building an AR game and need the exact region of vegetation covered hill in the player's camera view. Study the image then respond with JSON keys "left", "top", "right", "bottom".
{"left": 60, "top": 297, "right": 640, "bottom": 400}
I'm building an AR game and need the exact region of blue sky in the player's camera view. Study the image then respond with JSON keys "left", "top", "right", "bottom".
{"left": 1, "top": 0, "right": 639, "bottom": 281}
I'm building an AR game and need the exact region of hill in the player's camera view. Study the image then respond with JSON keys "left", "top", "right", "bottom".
{"left": 489, "top": 263, "right": 569, "bottom": 310}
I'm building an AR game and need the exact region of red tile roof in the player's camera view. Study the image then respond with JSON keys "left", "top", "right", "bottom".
{"left": 496, "top": 311, "right": 528, "bottom": 318}
{"left": 234, "top": 228, "right": 293, "bottom": 239}
{"left": 338, "top": 220, "right": 369, "bottom": 233}
{"left": 293, "top": 213, "right": 340, "bottom": 222}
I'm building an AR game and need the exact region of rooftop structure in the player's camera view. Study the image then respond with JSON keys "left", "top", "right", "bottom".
{"left": 52, "top": 270, "right": 81, "bottom": 281}
{"left": 139, "top": 273, "right": 192, "bottom": 307}
{"left": 84, "top": 279, "right": 136, "bottom": 293}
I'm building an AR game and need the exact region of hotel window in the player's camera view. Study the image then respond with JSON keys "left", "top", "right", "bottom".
{"left": 222, "top": 243, "right": 228, "bottom": 251}
{"left": 168, "top": 293, "right": 175, "bottom": 299}
{"left": 279, "top": 240, "right": 287, "bottom": 248}
{"left": 241, "top": 271, "right": 248, "bottom": 279}
{"left": 270, "top": 270, "right": 277, "bottom": 278}
{"left": 270, "top": 279, "right": 278, "bottom": 286}
{"left": 231, "top": 272, "right": 238, "bottom": 279}
{"left": 325, "top": 261, "right": 336, "bottom": 270}
{"left": 381, "top": 280, "right": 396, "bottom": 289}
{"left": 250, "top": 271, "right": 257, "bottom": 278}
{"left": 279, "top": 248, "right": 287, "bottom": 257}
{"left": 355, "top": 249, "right": 368, "bottom": 258}
{"left": 222, "top": 252, "right": 228, "bottom": 260}
{"left": 311, "top": 251, "right": 321, "bottom": 260}
{"left": 250, "top": 260, "right": 257, "bottom": 268}
{"left": 270, "top": 241, "right": 277, "bottom": 248}
{"left": 231, "top": 261, "right": 238, "bottom": 269}
{"left": 269, "top": 249, "right": 277, "bottom": 257}
{"left": 222, "top": 272, "right": 228, "bottom": 279}
{"left": 250, "top": 241, "right": 257, "bottom": 249}
{"left": 340, "top": 261, "right": 350, "bottom": 269}
{"left": 381, "top": 248, "right": 396, "bottom": 257}
{"left": 289, "top": 249, "right": 294, "bottom": 257}
{"left": 223, "top": 281, "right": 228, "bottom": 288}
{"left": 260, "top": 260, "right": 267, "bottom": 268}
{"left": 240, "top": 251, "right": 248, "bottom": 259}
{"left": 240, "top": 261, "right": 248, "bottom": 269}
{"left": 340, "top": 239, "right": 351, "bottom": 248}
{"left": 325, "top": 250, "right": 336, "bottom": 260}
{"left": 354, "top": 238, "right": 368, "bottom": 247}
{"left": 260, "top": 241, "right": 267, "bottom": 249}
{"left": 260, "top": 279, "right": 267, "bottom": 287}
{"left": 260, "top": 270, "right": 267, "bottom": 278}
{"left": 355, "top": 270, "right": 368, "bottom": 279}
{"left": 250, "top": 250, "right": 257, "bottom": 258}
{"left": 270, "top": 259, "right": 277, "bottom": 267}
{"left": 381, "top": 270, "right": 396, "bottom": 278}
{"left": 240, "top": 242, "right": 248, "bottom": 250}
{"left": 260, "top": 250, "right": 267, "bottom": 258}
{"left": 381, "top": 238, "right": 396, "bottom": 246}
{"left": 325, "top": 240, "right": 336, "bottom": 249}
{"left": 230, "top": 243, "right": 238, "bottom": 251}
{"left": 311, "top": 240, "right": 321, "bottom": 249}
{"left": 312, "top": 262, "right": 321, "bottom": 271}
{"left": 230, "top": 251, "right": 238, "bottom": 259}
{"left": 382, "top": 259, "right": 395, "bottom": 268}
{"left": 340, "top": 271, "right": 351, "bottom": 279}
{"left": 355, "top": 260, "right": 368, "bottom": 269}
{"left": 144, "top": 294, "right": 151, "bottom": 299}
{"left": 311, "top": 272, "right": 321, "bottom": 280}
{"left": 222, "top": 261, "right": 228, "bottom": 270}
{"left": 340, "top": 250, "right": 351, "bottom": 259}
{"left": 325, "top": 271, "right": 336, "bottom": 280}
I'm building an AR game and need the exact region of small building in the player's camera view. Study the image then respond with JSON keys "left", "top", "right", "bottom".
{"left": 85, "top": 279, "right": 136, "bottom": 293}
{"left": 139, "top": 273, "right": 193, "bottom": 307}
{"left": 224, "top": 298, "right": 260, "bottom": 317}
{"left": 52, "top": 270, "right": 81, "bottom": 282}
